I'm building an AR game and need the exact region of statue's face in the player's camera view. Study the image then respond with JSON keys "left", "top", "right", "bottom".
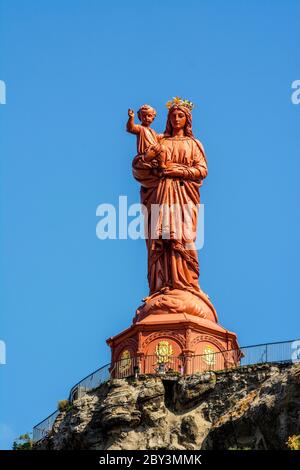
{"left": 170, "top": 108, "right": 186, "bottom": 131}
{"left": 140, "top": 111, "right": 155, "bottom": 126}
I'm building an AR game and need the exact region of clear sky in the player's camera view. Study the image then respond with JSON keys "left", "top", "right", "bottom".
{"left": 0, "top": 0, "right": 299, "bottom": 450}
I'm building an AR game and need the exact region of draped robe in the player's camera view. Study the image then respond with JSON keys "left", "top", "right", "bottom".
{"left": 132, "top": 136, "right": 208, "bottom": 298}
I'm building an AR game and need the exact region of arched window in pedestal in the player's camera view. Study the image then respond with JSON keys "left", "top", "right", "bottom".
{"left": 144, "top": 337, "right": 183, "bottom": 375}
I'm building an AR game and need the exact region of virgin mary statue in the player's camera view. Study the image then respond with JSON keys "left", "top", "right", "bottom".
{"left": 132, "top": 98, "right": 218, "bottom": 324}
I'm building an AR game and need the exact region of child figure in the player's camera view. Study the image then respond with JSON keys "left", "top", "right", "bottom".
{"left": 126, "top": 104, "right": 167, "bottom": 169}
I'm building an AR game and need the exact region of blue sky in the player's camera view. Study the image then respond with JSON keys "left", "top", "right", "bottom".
{"left": 0, "top": 0, "right": 299, "bottom": 449}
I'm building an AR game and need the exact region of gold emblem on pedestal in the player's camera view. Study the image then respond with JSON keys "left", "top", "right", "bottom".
{"left": 119, "top": 349, "right": 132, "bottom": 372}
{"left": 202, "top": 345, "right": 216, "bottom": 366}
{"left": 155, "top": 340, "right": 173, "bottom": 364}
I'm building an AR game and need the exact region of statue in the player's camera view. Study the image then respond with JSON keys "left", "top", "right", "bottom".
{"left": 129, "top": 97, "right": 217, "bottom": 322}
{"left": 106, "top": 96, "right": 239, "bottom": 374}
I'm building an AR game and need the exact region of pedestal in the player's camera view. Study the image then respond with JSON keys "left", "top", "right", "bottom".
{"left": 106, "top": 288, "right": 240, "bottom": 377}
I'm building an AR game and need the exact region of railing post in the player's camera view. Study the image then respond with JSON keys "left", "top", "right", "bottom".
{"left": 136, "top": 352, "right": 144, "bottom": 375}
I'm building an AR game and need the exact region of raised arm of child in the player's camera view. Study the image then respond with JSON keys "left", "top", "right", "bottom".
{"left": 126, "top": 109, "right": 141, "bottom": 134}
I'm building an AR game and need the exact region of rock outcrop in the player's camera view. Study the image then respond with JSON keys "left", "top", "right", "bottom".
{"left": 34, "top": 362, "right": 300, "bottom": 450}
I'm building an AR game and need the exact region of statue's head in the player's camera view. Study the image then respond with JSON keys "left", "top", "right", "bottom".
{"left": 164, "top": 98, "right": 194, "bottom": 137}
{"left": 137, "top": 104, "right": 157, "bottom": 127}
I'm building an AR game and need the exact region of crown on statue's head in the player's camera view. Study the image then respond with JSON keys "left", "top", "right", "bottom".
{"left": 166, "top": 97, "right": 194, "bottom": 111}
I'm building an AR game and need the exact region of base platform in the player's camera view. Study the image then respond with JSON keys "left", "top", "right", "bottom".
{"left": 106, "top": 288, "right": 240, "bottom": 376}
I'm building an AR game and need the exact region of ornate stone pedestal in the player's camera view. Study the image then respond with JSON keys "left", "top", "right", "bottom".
{"left": 106, "top": 288, "right": 240, "bottom": 376}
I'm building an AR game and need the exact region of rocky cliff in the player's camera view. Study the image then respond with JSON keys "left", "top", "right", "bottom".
{"left": 35, "top": 362, "right": 300, "bottom": 450}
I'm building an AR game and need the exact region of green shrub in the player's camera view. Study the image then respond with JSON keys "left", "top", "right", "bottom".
{"left": 12, "top": 433, "right": 33, "bottom": 450}
{"left": 228, "top": 446, "right": 251, "bottom": 450}
{"left": 58, "top": 399, "right": 73, "bottom": 412}
{"left": 286, "top": 435, "right": 300, "bottom": 450}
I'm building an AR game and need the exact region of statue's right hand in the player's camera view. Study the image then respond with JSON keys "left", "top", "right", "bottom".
{"left": 144, "top": 148, "right": 157, "bottom": 161}
{"left": 144, "top": 144, "right": 161, "bottom": 161}
{"left": 128, "top": 108, "right": 135, "bottom": 117}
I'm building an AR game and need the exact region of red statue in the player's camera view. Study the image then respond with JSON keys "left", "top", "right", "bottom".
{"left": 129, "top": 98, "right": 216, "bottom": 322}
{"left": 107, "top": 97, "right": 239, "bottom": 375}
{"left": 132, "top": 100, "right": 207, "bottom": 295}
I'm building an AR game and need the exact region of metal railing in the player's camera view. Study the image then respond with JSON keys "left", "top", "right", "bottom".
{"left": 68, "top": 363, "right": 110, "bottom": 402}
{"left": 33, "top": 364, "right": 110, "bottom": 443}
{"left": 33, "top": 338, "right": 300, "bottom": 443}
{"left": 33, "top": 410, "right": 60, "bottom": 443}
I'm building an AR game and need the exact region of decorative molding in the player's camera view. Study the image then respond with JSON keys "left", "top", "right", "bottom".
{"left": 191, "top": 334, "right": 226, "bottom": 352}
{"left": 142, "top": 330, "right": 186, "bottom": 350}
{"left": 114, "top": 337, "right": 138, "bottom": 359}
